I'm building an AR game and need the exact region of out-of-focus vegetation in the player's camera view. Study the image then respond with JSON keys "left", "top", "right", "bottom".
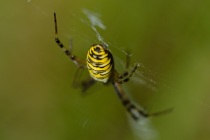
{"left": 0, "top": 0, "right": 210, "bottom": 140}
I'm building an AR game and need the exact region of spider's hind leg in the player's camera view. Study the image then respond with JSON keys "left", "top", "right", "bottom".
{"left": 81, "top": 78, "right": 96, "bottom": 93}
{"left": 112, "top": 82, "right": 173, "bottom": 120}
{"left": 72, "top": 68, "right": 96, "bottom": 92}
{"left": 117, "top": 50, "right": 140, "bottom": 84}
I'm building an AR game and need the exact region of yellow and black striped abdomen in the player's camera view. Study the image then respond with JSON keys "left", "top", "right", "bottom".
{"left": 87, "top": 44, "right": 114, "bottom": 83}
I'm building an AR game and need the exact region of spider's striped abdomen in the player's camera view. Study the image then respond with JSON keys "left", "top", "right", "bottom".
{"left": 87, "top": 44, "right": 114, "bottom": 83}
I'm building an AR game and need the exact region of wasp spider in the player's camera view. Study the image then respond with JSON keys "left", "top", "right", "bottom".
{"left": 54, "top": 13, "right": 171, "bottom": 120}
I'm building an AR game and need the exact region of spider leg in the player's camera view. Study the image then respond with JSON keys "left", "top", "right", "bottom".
{"left": 81, "top": 78, "right": 96, "bottom": 92}
{"left": 116, "top": 50, "right": 139, "bottom": 84}
{"left": 118, "top": 50, "right": 130, "bottom": 79}
{"left": 72, "top": 67, "right": 96, "bottom": 92}
{"left": 72, "top": 67, "right": 84, "bottom": 88}
{"left": 112, "top": 81, "right": 172, "bottom": 120}
{"left": 112, "top": 81, "right": 148, "bottom": 120}
{"left": 54, "top": 12, "right": 86, "bottom": 68}
{"left": 117, "top": 63, "right": 139, "bottom": 84}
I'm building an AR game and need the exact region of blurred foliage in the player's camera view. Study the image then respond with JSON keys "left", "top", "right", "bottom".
{"left": 0, "top": 0, "right": 210, "bottom": 140}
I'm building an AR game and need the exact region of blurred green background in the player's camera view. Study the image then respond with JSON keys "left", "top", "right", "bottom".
{"left": 1, "top": 0, "right": 210, "bottom": 140}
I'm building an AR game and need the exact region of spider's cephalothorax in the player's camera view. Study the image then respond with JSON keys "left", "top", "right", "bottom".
{"left": 87, "top": 44, "right": 113, "bottom": 83}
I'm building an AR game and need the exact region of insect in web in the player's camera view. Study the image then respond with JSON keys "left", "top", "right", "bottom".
{"left": 53, "top": 12, "right": 171, "bottom": 120}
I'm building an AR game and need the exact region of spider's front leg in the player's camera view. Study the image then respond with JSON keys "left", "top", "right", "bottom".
{"left": 54, "top": 12, "right": 86, "bottom": 68}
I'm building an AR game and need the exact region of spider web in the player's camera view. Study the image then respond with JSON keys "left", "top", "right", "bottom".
{"left": 82, "top": 8, "right": 210, "bottom": 106}
{"left": 78, "top": 8, "right": 210, "bottom": 140}
{"left": 82, "top": 8, "right": 161, "bottom": 140}
{"left": 27, "top": 0, "right": 210, "bottom": 105}
{"left": 26, "top": 1, "right": 210, "bottom": 140}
